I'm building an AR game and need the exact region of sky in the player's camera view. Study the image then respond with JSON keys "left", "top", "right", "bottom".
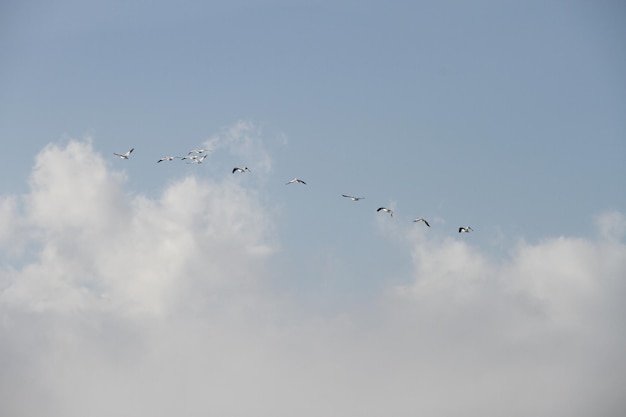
{"left": 1, "top": 1, "right": 625, "bottom": 416}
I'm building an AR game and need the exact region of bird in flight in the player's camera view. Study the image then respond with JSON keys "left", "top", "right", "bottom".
{"left": 286, "top": 177, "right": 307, "bottom": 185}
{"left": 413, "top": 217, "right": 430, "bottom": 227}
{"left": 113, "top": 148, "right": 134, "bottom": 159}
{"left": 188, "top": 149, "right": 210, "bottom": 155}
{"left": 377, "top": 207, "right": 393, "bottom": 217}
{"left": 183, "top": 154, "right": 208, "bottom": 164}
{"left": 458, "top": 226, "right": 473, "bottom": 233}
{"left": 157, "top": 156, "right": 178, "bottom": 163}
{"left": 232, "top": 167, "right": 250, "bottom": 173}
{"left": 342, "top": 194, "right": 365, "bottom": 201}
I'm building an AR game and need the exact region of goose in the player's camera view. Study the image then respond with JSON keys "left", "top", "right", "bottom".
{"left": 188, "top": 149, "right": 210, "bottom": 155}
{"left": 232, "top": 167, "right": 250, "bottom": 173}
{"left": 458, "top": 226, "right": 473, "bottom": 233}
{"left": 157, "top": 156, "right": 178, "bottom": 163}
{"left": 377, "top": 207, "right": 393, "bottom": 217}
{"left": 342, "top": 194, "right": 365, "bottom": 201}
{"left": 413, "top": 217, "right": 430, "bottom": 227}
{"left": 113, "top": 148, "right": 134, "bottom": 159}
{"left": 286, "top": 177, "right": 307, "bottom": 185}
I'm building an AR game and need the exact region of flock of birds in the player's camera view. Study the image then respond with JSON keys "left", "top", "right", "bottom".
{"left": 114, "top": 147, "right": 474, "bottom": 234}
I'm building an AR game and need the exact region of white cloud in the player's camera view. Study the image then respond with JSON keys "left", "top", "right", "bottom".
{"left": 1, "top": 138, "right": 275, "bottom": 317}
{"left": 0, "top": 137, "right": 625, "bottom": 417}
{"left": 390, "top": 213, "right": 626, "bottom": 416}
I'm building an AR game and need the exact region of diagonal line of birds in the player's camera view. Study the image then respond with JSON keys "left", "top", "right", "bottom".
{"left": 114, "top": 146, "right": 473, "bottom": 234}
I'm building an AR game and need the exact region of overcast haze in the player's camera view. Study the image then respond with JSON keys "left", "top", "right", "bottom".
{"left": 1, "top": 1, "right": 625, "bottom": 416}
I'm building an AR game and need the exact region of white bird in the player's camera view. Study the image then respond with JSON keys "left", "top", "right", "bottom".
{"left": 183, "top": 154, "right": 208, "bottom": 164}
{"left": 377, "top": 207, "right": 393, "bottom": 217}
{"left": 113, "top": 148, "right": 134, "bottom": 159}
{"left": 458, "top": 226, "right": 473, "bottom": 233}
{"left": 157, "top": 156, "right": 178, "bottom": 163}
{"left": 286, "top": 177, "right": 306, "bottom": 185}
{"left": 342, "top": 194, "right": 365, "bottom": 201}
{"left": 188, "top": 149, "right": 210, "bottom": 155}
{"left": 182, "top": 154, "right": 201, "bottom": 160}
{"left": 232, "top": 167, "right": 250, "bottom": 173}
{"left": 413, "top": 217, "right": 430, "bottom": 227}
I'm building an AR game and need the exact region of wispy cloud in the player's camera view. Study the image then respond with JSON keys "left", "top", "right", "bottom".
{"left": 0, "top": 138, "right": 624, "bottom": 417}
{"left": 202, "top": 120, "right": 274, "bottom": 175}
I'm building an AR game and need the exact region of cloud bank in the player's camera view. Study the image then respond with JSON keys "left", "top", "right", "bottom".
{"left": 0, "top": 137, "right": 624, "bottom": 417}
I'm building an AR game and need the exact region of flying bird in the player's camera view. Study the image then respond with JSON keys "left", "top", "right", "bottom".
{"left": 232, "top": 167, "right": 250, "bottom": 173}
{"left": 342, "top": 194, "right": 365, "bottom": 201}
{"left": 157, "top": 156, "right": 178, "bottom": 163}
{"left": 183, "top": 154, "right": 208, "bottom": 164}
{"left": 377, "top": 207, "right": 393, "bottom": 217}
{"left": 458, "top": 226, "right": 473, "bottom": 233}
{"left": 413, "top": 217, "right": 430, "bottom": 227}
{"left": 188, "top": 149, "right": 210, "bottom": 155}
{"left": 286, "top": 177, "right": 307, "bottom": 185}
{"left": 113, "top": 148, "right": 134, "bottom": 159}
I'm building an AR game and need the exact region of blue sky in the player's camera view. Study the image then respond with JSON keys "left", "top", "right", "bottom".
{"left": 1, "top": 1, "right": 625, "bottom": 416}
{"left": 2, "top": 0, "right": 624, "bottom": 237}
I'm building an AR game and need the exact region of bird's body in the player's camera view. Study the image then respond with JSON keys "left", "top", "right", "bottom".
{"left": 157, "top": 156, "right": 178, "bottom": 163}
{"left": 413, "top": 217, "right": 430, "bottom": 227}
{"left": 113, "top": 148, "right": 134, "bottom": 159}
{"left": 377, "top": 207, "right": 393, "bottom": 217}
{"left": 458, "top": 226, "right": 473, "bottom": 233}
{"left": 286, "top": 177, "right": 306, "bottom": 185}
{"left": 232, "top": 167, "right": 250, "bottom": 173}
{"left": 342, "top": 194, "right": 365, "bottom": 201}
